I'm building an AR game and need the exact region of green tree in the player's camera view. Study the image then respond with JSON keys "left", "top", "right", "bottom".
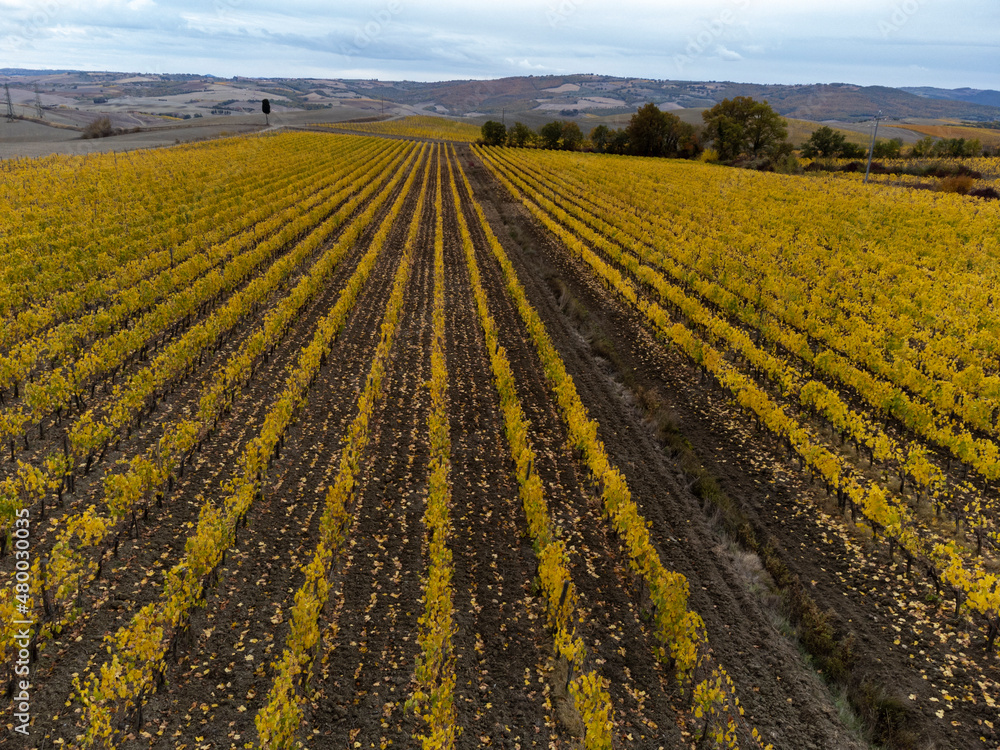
{"left": 872, "top": 138, "right": 903, "bottom": 159}
{"left": 910, "top": 136, "right": 935, "bottom": 157}
{"left": 590, "top": 124, "right": 610, "bottom": 153}
{"left": 261, "top": 98, "right": 270, "bottom": 126}
{"left": 711, "top": 117, "right": 744, "bottom": 161}
{"left": 539, "top": 121, "right": 564, "bottom": 149}
{"left": 607, "top": 128, "right": 630, "bottom": 155}
{"left": 702, "top": 96, "right": 789, "bottom": 163}
{"left": 561, "top": 121, "right": 584, "bottom": 151}
{"left": 937, "top": 138, "right": 961, "bottom": 157}
{"left": 932, "top": 137, "right": 982, "bottom": 157}
{"left": 508, "top": 121, "right": 534, "bottom": 147}
{"left": 625, "top": 102, "right": 698, "bottom": 158}
{"left": 481, "top": 120, "right": 507, "bottom": 146}
{"left": 744, "top": 103, "right": 789, "bottom": 158}
{"left": 801, "top": 126, "right": 846, "bottom": 158}
{"left": 627, "top": 103, "right": 671, "bottom": 157}
{"left": 840, "top": 142, "right": 867, "bottom": 159}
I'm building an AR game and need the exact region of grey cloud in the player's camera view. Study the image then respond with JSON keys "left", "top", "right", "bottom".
{"left": 1, "top": 0, "right": 996, "bottom": 88}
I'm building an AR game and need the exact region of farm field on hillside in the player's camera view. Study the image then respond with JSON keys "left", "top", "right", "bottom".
{"left": 1, "top": 130, "right": 997, "bottom": 750}
{"left": 310, "top": 116, "right": 483, "bottom": 143}
{"left": 898, "top": 124, "right": 1000, "bottom": 149}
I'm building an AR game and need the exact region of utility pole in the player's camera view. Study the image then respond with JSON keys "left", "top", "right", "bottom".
{"left": 34, "top": 84, "right": 44, "bottom": 119}
{"left": 4, "top": 84, "right": 15, "bottom": 123}
{"left": 864, "top": 110, "right": 882, "bottom": 184}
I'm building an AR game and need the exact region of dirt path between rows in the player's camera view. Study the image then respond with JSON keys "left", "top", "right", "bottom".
{"left": 439, "top": 169, "right": 565, "bottom": 747}
{"left": 307, "top": 163, "right": 437, "bottom": 747}
{"left": 459, "top": 144, "right": 872, "bottom": 750}
{"left": 469, "top": 154, "right": 1000, "bottom": 748}
{"left": 23, "top": 151, "right": 422, "bottom": 749}
{"left": 455, "top": 160, "right": 692, "bottom": 747}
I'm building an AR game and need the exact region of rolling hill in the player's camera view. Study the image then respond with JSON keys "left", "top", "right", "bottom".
{"left": 4, "top": 69, "right": 1000, "bottom": 126}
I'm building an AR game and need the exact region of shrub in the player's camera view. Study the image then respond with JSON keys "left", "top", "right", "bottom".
{"left": 938, "top": 175, "right": 975, "bottom": 194}
{"left": 801, "top": 126, "right": 846, "bottom": 158}
{"left": 774, "top": 153, "right": 802, "bottom": 174}
{"left": 82, "top": 116, "right": 114, "bottom": 139}
{"left": 839, "top": 142, "right": 868, "bottom": 159}
{"left": 872, "top": 138, "right": 903, "bottom": 158}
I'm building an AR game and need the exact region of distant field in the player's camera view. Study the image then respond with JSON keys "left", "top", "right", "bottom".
{"left": 0, "top": 105, "right": 391, "bottom": 158}
{"left": 313, "top": 115, "right": 482, "bottom": 142}
{"left": 782, "top": 118, "right": 1000, "bottom": 150}
{"left": 783, "top": 118, "right": 871, "bottom": 147}
{"left": 826, "top": 155, "right": 1000, "bottom": 181}
{"left": 898, "top": 122, "right": 1000, "bottom": 146}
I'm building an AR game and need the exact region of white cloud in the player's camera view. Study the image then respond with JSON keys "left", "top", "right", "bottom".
{"left": 715, "top": 44, "right": 743, "bottom": 61}
{"left": 507, "top": 58, "right": 549, "bottom": 71}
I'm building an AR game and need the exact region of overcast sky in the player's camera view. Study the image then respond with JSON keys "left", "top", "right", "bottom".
{"left": 1, "top": 0, "right": 996, "bottom": 89}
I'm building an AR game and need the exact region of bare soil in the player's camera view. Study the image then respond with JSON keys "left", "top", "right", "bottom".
{"left": 456, "top": 143, "right": 1000, "bottom": 749}
{"left": 9, "top": 137, "right": 997, "bottom": 750}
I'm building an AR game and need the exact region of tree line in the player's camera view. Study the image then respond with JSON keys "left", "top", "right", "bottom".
{"left": 800, "top": 126, "right": 989, "bottom": 160}
{"left": 482, "top": 97, "right": 792, "bottom": 168}
{"left": 481, "top": 98, "right": 994, "bottom": 169}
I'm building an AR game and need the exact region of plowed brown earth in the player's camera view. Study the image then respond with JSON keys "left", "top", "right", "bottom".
{"left": 458, "top": 143, "right": 999, "bottom": 750}
{"left": 307, "top": 164, "right": 437, "bottom": 747}
{"left": 438, "top": 176, "right": 563, "bottom": 746}
{"left": 454, "top": 167, "right": 691, "bottom": 747}
{"left": 16, "top": 137, "right": 996, "bottom": 750}
{"left": 18, "top": 146, "right": 420, "bottom": 749}
{"left": 119, "top": 157, "right": 426, "bottom": 749}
